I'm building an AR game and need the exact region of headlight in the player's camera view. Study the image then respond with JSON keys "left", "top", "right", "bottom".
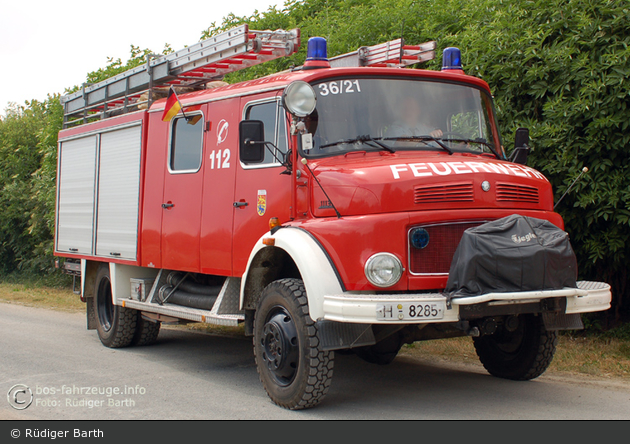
{"left": 364, "top": 253, "right": 404, "bottom": 288}
{"left": 282, "top": 81, "right": 316, "bottom": 117}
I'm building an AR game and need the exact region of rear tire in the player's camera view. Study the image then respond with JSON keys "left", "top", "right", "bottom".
{"left": 94, "top": 264, "right": 137, "bottom": 348}
{"left": 354, "top": 332, "right": 403, "bottom": 365}
{"left": 253, "top": 278, "right": 334, "bottom": 410}
{"left": 473, "top": 314, "right": 557, "bottom": 380}
{"left": 132, "top": 315, "right": 161, "bottom": 346}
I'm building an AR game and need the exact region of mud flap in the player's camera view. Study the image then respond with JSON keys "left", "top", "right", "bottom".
{"left": 317, "top": 320, "right": 376, "bottom": 351}
{"left": 86, "top": 297, "right": 97, "bottom": 330}
{"left": 542, "top": 312, "right": 584, "bottom": 331}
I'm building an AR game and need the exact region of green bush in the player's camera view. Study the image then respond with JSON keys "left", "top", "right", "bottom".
{"left": 0, "top": 97, "right": 61, "bottom": 276}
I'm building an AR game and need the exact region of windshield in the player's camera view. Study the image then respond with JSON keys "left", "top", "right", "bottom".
{"left": 300, "top": 77, "right": 503, "bottom": 158}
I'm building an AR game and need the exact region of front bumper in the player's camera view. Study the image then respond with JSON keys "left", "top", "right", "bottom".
{"left": 322, "top": 281, "right": 611, "bottom": 324}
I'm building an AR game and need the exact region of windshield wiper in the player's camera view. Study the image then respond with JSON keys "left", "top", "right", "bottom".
{"left": 441, "top": 137, "right": 500, "bottom": 158}
{"left": 319, "top": 135, "right": 395, "bottom": 153}
{"left": 384, "top": 136, "right": 453, "bottom": 155}
{"left": 358, "top": 135, "right": 396, "bottom": 153}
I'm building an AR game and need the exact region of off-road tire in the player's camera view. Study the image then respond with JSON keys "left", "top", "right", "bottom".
{"left": 132, "top": 315, "right": 161, "bottom": 346}
{"left": 94, "top": 264, "right": 137, "bottom": 348}
{"left": 473, "top": 314, "right": 557, "bottom": 380}
{"left": 354, "top": 332, "right": 403, "bottom": 365}
{"left": 253, "top": 278, "right": 334, "bottom": 410}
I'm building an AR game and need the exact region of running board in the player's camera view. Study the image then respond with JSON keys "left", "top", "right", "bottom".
{"left": 119, "top": 298, "right": 244, "bottom": 326}
{"left": 118, "top": 272, "right": 244, "bottom": 326}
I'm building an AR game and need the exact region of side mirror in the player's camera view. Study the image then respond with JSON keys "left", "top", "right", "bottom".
{"left": 510, "top": 127, "right": 530, "bottom": 165}
{"left": 239, "top": 120, "right": 265, "bottom": 164}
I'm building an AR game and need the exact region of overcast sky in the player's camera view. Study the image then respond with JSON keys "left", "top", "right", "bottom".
{"left": 0, "top": 0, "right": 284, "bottom": 114}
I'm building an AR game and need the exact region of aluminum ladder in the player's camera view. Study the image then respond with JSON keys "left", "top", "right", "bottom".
{"left": 61, "top": 25, "right": 301, "bottom": 127}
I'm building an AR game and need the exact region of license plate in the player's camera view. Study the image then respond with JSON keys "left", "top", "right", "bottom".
{"left": 377, "top": 301, "right": 445, "bottom": 321}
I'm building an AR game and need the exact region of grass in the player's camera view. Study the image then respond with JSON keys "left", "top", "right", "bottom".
{"left": 400, "top": 334, "right": 630, "bottom": 380}
{"left": 1, "top": 281, "right": 629, "bottom": 381}
{"left": 0, "top": 282, "right": 84, "bottom": 312}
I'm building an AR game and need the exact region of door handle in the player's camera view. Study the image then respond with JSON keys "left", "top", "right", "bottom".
{"left": 162, "top": 203, "right": 174, "bottom": 209}
{"left": 233, "top": 201, "right": 248, "bottom": 208}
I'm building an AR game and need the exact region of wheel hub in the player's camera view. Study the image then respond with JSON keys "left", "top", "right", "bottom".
{"left": 261, "top": 309, "right": 299, "bottom": 386}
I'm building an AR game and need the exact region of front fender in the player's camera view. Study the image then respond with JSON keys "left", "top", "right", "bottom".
{"left": 240, "top": 227, "right": 345, "bottom": 321}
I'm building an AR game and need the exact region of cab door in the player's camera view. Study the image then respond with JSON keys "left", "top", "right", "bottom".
{"left": 232, "top": 95, "right": 292, "bottom": 275}
{"left": 160, "top": 110, "right": 205, "bottom": 272}
{"left": 199, "top": 98, "right": 239, "bottom": 275}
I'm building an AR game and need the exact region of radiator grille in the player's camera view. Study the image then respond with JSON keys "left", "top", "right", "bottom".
{"left": 409, "top": 222, "right": 484, "bottom": 274}
{"left": 496, "top": 183, "right": 539, "bottom": 204}
{"left": 414, "top": 182, "right": 474, "bottom": 204}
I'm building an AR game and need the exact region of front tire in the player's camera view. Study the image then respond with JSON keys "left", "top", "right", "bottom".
{"left": 94, "top": 264, "right": 137, "bottom": 348}
{"left": 473, "top": 314, "right": 557, "bottom": 380}
{"left": 253, "top": 279, "right": 334, "bottom": 410}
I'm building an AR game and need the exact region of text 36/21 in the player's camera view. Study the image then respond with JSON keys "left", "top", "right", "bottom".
{"left": 318, "top": 80, "right": 362, "bottom": 96}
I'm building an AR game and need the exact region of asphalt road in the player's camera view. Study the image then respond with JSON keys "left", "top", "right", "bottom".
{"left": 1, "top": 302, "right": 629, "bottom": 420}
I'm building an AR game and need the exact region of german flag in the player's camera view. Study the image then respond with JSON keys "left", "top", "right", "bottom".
{"left": 161, "top": 86, "right": 182, "bottom": 122}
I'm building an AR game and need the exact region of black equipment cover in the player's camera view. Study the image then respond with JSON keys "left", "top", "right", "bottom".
{"left": 444, "top": 214, "right": 577, "bottom": 300}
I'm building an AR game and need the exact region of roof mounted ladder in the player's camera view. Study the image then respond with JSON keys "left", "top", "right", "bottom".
{"left": 329, "top": 38, "right": 436, "bottom": 68}
{"left": 61, "top": 25, "right": 301, "bottom": 128}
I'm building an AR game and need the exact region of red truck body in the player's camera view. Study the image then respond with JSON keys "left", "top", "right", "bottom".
{"left": 56, "top": 67, "right": 562, "bottom": 285}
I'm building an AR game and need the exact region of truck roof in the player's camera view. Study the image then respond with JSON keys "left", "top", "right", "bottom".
{"left": 148, "top": 66, "right": 493, "bottom": 113}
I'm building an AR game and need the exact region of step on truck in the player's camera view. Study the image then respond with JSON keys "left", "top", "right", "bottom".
{"left": 55, "top": 25, "right": 612, "bottom": 409}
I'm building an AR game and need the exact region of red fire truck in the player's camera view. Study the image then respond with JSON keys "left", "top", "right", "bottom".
{"left": 55, "top": 25, "right": 611, "bottom": 410}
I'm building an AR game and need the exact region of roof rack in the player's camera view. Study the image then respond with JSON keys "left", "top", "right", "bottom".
{"left": 329, "top": 39, "right": 436, "bottom": 68}
{"left": 61, "top": 25, "right": 301, "bottom": 128}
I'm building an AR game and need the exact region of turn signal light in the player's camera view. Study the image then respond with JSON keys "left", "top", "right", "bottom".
{"left": 263, "top": 238, "right": 276, "bottom": 246}
{"left": 269, "top": 217, "right": 281, "bottom": 230}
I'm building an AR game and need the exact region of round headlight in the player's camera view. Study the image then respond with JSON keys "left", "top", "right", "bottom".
{"left": 282, "top": 81, "right": 317, "bottom": 117}
{"left": 364, "top": 253, "right": 404, "bottom": 288}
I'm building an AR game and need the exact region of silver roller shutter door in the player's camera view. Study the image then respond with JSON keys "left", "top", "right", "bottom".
{"left": 96, "top": 125, "right": 142, "bottom": 260}
{"left": 56, "top": 136, "right": 97, "bottom": 254}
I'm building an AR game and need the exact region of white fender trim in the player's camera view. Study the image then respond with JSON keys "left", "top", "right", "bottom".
{"left": 240, "top": 227, "right": 344, "bottom": 321}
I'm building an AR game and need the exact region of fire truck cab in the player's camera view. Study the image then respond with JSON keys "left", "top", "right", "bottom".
{"left": 55, "top": 26, "right": 611, "bottom": 410}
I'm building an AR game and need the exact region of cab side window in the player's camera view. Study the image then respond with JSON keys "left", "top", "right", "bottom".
{"left": 170, "top": 115, "right": 203, "bottom": 172}
{"left": 244, "top": 101, "right": 288, "bottom": 166}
